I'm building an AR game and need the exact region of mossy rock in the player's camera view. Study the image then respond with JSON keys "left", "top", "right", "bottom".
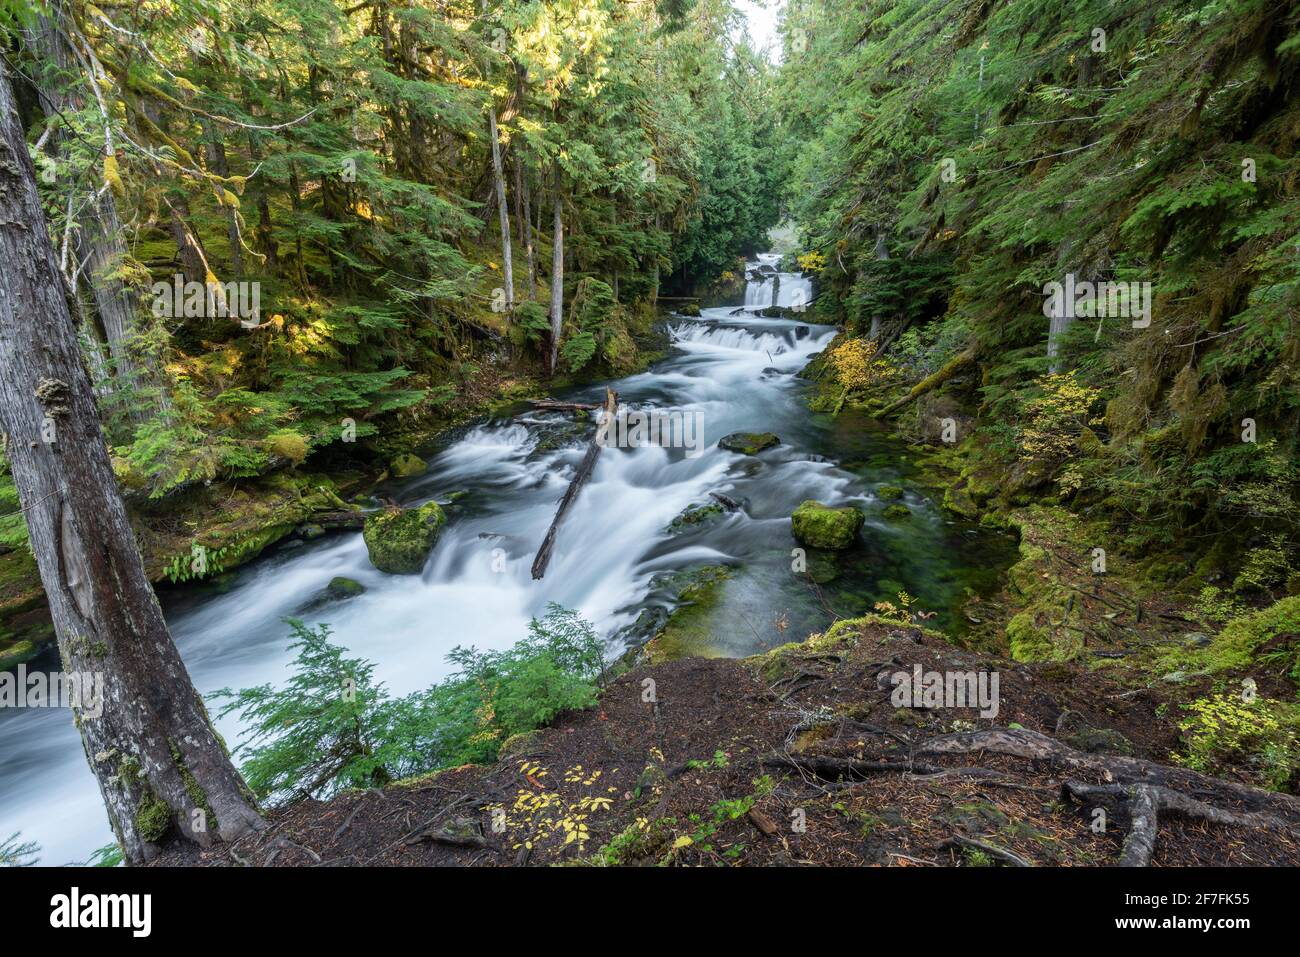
{"left": 677, "top": 302, "right": 702, "bottom": 317}
{"left": 363, "top": 502, "right": 446, "bottom": 574}
{"left": 389, "top": 453, "right": 427, "bottom": 478}
{"left": 1055, "top": 710, "right": 1135, "bottom": 756}
{"left": 718, "top": 431, "right": 780, "bottom": 455}
{"left": 791, "top": 500, "right": 864, "bottom": 550}
{"left": 943, "top": 482, "right": 979, "bottom": 519}
{"left": 876, "top": 484, "right": 904, "bottom": 500}
{"left": 882, "top": 503, "right": 911, "bottom": 520}
{"left": 667, "top": 502, "right": 725, "bottom": 533}
{"left": 326, "top": 576, "right": 366, "bottom": 600}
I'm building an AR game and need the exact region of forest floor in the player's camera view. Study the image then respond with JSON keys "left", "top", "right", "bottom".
{"left": 152, "top": 613, "right": 1300, "bottom": 868}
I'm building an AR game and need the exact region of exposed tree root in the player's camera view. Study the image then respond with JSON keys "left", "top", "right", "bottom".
{"left": 910, "top": 727, "right": 1300, "bottom": 865}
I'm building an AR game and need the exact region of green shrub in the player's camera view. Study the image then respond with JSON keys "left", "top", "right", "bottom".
{"left": 213, "top": 605, "right": 605, "bottom": 805}
{"left": 1174, "top": 693, "right": 1300, "bottom": 791}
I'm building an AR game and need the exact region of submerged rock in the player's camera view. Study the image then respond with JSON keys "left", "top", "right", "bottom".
{"left": 882, "top": 503, "right": 911, "bottom": 520}
{"left": 876, "top": 484, "right": 904, "bottom": 500}
{"left": 389, "top": 453, "right": 427, "bottom": 478}
{"left": 718, "top": 431, "right": 780, "bottom": 455}
{"left": 791, "top": 500, "right": 864, "bottom": 550}
{"left": 363, "top": 501, "right": 446, "bottom": 574}
{"left": 668, "top": 502, "right": 726, "bottom": 533}
{"left": 326, "top": 576, "right": 366, "bottom": 600}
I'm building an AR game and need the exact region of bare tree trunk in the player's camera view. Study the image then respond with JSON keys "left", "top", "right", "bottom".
{"left": 487, "top": 104, "right": 513, "bottom": 311}
{"left": 29, "top": 16, "right": 140, "bottom": 395}
{"left": 550, "top": 168, "right": 564, "bottom": 372}
{"left": 0, "top": 66, "right": 264, "bottom": 865}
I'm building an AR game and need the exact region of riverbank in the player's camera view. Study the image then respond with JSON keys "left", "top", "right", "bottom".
{"left": 151, "top": 609, "right": 1300, "bottom": 867}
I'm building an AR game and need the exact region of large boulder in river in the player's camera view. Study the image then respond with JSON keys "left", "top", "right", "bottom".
{"left": 791, "top": 500, "right": 864, "bottom": 550}
{"left": 363, "top": 502, "right": 446, "bottom": 573}
{"left": 719, "top": 431, "right": 779, "bottom": 455}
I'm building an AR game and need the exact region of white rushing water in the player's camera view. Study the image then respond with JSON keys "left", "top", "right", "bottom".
{"left": 742, "top": 252, "right": 812, "bottom": 311}
{"left": 1, "top": 256, "right": 857, "bottom": 864}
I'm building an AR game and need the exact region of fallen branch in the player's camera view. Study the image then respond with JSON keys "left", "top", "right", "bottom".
{"left": 531, "top": 388, "right": 618, "bottom": 580}
{"left": 527, "top": 398, "right": 600, "bottom": 412}
{"left": 762, "top": 753, "right": 942, "bottom": 778}
{"left": 878, "top": 347, "right": 977, "bottom": 416}
{"left": 940, "top": 834, "right": 1033, "bottom": 867}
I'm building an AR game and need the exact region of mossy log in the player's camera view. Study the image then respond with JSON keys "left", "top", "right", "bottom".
{"left": 879, "top": 347, "right": 978, "bottom": 417}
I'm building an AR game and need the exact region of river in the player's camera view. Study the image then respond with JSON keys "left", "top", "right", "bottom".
{"left": 0, "top": 254, "right": 1015, "bottom": 864}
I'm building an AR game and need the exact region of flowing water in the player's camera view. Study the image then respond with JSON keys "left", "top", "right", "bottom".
{"left": 0, "top": 256, "right": 1016, "bottom": 863}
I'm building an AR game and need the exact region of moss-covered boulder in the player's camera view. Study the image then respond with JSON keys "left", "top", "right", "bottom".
{"left": 389, "top": 453, "right": 427, "bottom": 478}
{"left": 677, "top": 301, "right": 702, "bottom": 317}
{"left": 326, "top": 576, "right": 367, "bottom": 600}
{"left": 882, "top": 503, "right": 911, "bottom": 520}
{"left": 791, "top": 500, "right": 864, "bottom": 550}
{"left": 667, "top": 502, "right": 725, "bottom": 533}
{"left": 363, "top": 502, "right": 446, "bottom": 574}
{"left": 876, "top": 484, "right": 904, "bottom": 500}
{"left": 718, "top": 432, "right": 780, "bottom": 455}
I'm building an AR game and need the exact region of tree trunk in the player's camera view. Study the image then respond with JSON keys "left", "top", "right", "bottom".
{"left": 0, "top": 66, "right": 264, "bottom": 865}
{"left": 29, "top": 16, "right": 140, "bottom": 395}
{"left": 204, "top": 128, "right": 244, "bottom": 277}
{"left": 487, "top": 105, "right": 513, "bottom": 311}
{"left": 549, "top": 169, "right": 564, "bottom": 373}
{"left": 651, "top": 211, "right": 661, "bottom": 304}
{"left": 518, "top": 157, "right": 537, "bottom": 299}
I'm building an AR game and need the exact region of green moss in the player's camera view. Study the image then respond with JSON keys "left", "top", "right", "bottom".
{"left": 0, "top": 639, "right": 36, "bottom": 671}
{"left": 1167, "top": 596, "right": 1300, "bottom": 684}
{"left": 134, "top": 795, "right": 172, "bottom": 844}
{"left": 876, "top": 484, "right": 904, "bottom": 500}
{"left": 498, "top": 730, "right": 541, "bottom": 759}
{"left": 791, "top": 500, "right": 864, "bottom": 549}
{"left": 882, "top": 503, "right": 911, "bottom": 520}
{"left": 667, "top": 502, "right": 725, "bottom": 533}
{"left": 363, "top": 502, "right": 446, "bottom": 574}
{"left": 326, "top": 576, "right": 366, "bottom": 600}
{"left": 643, "top": 566, "right": 732, "bottom": 662}
{"left": 389, "top": 453, "right": 427, "bottom": 478}
{"left": 1006, "top": 610, "right": 1052, "bottom": 662}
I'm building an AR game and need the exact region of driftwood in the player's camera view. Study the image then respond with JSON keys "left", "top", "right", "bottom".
{"left": 531, "top": 388, "right": 618, "bottom": 580}
{"left": 527, "top": 398, "right": 600, "bottom": 412}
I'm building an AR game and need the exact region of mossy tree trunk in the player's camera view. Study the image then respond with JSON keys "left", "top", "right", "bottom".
{"left": 0, "top": 65, "right": 264, "bottom": 864}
